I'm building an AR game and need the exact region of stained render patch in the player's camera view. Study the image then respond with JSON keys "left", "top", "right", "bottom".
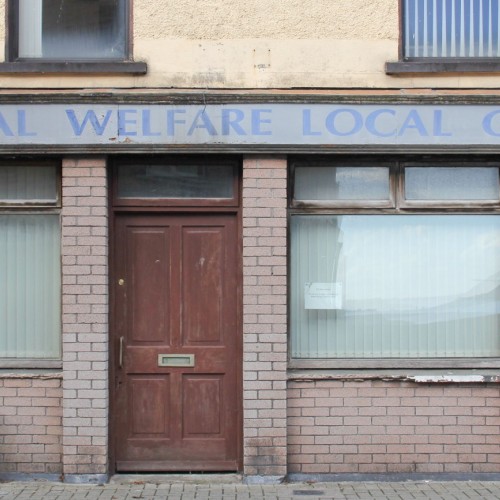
{"left": 134, "top": 0, "right": 398, "bottom": 40}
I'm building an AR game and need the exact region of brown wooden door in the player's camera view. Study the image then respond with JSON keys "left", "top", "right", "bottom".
{"left": 113, "top": 213, "right": 241, "bottom": 471}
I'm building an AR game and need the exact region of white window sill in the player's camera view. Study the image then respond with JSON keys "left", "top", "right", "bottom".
{"left": 288, "top": 369, "right": 500, "bottom": 383}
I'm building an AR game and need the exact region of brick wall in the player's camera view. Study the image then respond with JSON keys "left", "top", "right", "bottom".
{"left": 242, "top": 156, "right": 288, "bottom": 477}
{"left": 288, "top": 379, "right": 500, "bottom": 474}
{"left": 61, "top": 158, "right": 109, "bottom": 477}
{"left": 0, "top": 375, "right": 62, "bottom": 475}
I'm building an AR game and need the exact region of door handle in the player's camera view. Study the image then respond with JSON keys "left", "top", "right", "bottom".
{"left": 119, "top": 336, "right": 124, "bottom": 368}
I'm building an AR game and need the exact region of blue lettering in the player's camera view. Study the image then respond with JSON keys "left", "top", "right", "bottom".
{"left": 187, "top": 110, "right": 217, "bottom": 136}
{"left": 221, "top": 109, "right": 246, "bottom": 135}
{"left": 142, "top": 110, "right": 161, "bottom": 136}
{"left": 17, "top": 110, "right": 36, "bottom": 137}
{"left": 251, "top": 109, "right": 272, "bottom": 136}
{"left": 398, "top": 110, "right": 428, "bottom": 136}
{"left": 482, "top": 110, "right": 500, "bottom": 137}
{"left": 0, "top": 112, "right": 14, "bottom": 137}
{"left": 302, "top": 109, "right": 321, "bottom": 136}
{"left": 167, "top": 109, "right": 186, "bottom": 136}
{"left": 325, "top": 109, "right": 363, "bottom": 136}
{"left": 365, "top": 109, "right": 396, "bottom": 137}
{"left": 118, "top": 110, "right": 137, "bottom": 136}
{"left": 433, "top": 110, "right": 452, "bottom": 137}
{"left": 65, "top": 109, "right": 112, "bottom": 136}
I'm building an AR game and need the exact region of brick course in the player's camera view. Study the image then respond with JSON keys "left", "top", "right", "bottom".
{"left": 288, "top": 380, "right": 500, "bottom": 474}
{"left": 0, "top": 376, "right": 62, "bottom": 475}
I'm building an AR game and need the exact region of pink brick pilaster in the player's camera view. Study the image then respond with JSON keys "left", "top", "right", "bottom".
{"left": 242, "top": 156, "right": 288, "bottom": 478}
{"left": 61, "top": 158, "right": 109, "bottom": 478}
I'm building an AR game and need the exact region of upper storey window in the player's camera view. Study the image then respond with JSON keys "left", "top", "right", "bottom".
{"left": 404, "top": 0, "right": 500, "bottom": 58}
{"left": 386, "top": 0, "right": 500, "bottom": 73}
{"left": 11, "top": 0, "right": 127, "bottom": 61}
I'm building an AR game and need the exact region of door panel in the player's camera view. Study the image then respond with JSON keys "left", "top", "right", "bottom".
{"left": 129, "top": 376, "right": 170, "bottom": 437}
{"left": 182, "top": 227, "right": 224, "bottom": 345}
{"left": 128, "top": 228, "right": 170, "bottom": 344}
{"left": 182, "top": 375, "right": 223, "bottom": 437}
{"left": 113, "top": 214, "right": 240, "bottom": 471}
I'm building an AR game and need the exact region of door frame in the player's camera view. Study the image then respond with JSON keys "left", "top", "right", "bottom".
{"left": 108, "top": 156, "right": 243, "bottom": 473}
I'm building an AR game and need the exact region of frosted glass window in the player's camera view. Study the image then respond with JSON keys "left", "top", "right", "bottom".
{"left": 405, "top": 167, "right": 500, "bottom": 200}
{"left": 291, "top": 215, "right": 500, "bottom": 358}
{"left": 294, "top": 166, "right": 390, "bottom": 201}
{"left": 17, "top": 0, "right": 126, "bottom": 60}
{"left": 0, "top": 166, "right": 58, "bottom": 203}
{"left": 117, "top": 164, "right": 234, "bottom": 199}
{"left": 0, "top": 215, "right": 61, "bottom": 358}
{"left": 404, "top": 0, "right": 500, "bottom": 58}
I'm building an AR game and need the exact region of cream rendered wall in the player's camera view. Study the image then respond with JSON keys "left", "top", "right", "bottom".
{"left": 0, "top": 0, "right": 499, "bottom": 90}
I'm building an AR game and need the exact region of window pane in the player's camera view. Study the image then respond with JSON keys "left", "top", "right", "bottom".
{"left": 294, "top": 166, "right": 390, "bottom": 201}
{"left": 291, "top": 215, "right": 500, "bottom": 358}
{"left": 404, "top": 0, "right": 500, "bottom": 58}
{"left": 0, "top": 166, "right": 58, "bottom": 203}
{"left": 405, "top": 167, "right": 500, "bottom": 201}
{"left": 117, "top": 164, "right": 235, "bottom": 199}
{"left": 18, "top": 0, "right": 126, "bottom": 60}
{"left": 0, "top": 215, "right": 61, "bottom": 358}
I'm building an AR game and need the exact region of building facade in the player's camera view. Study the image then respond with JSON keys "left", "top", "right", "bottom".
{"left": 0, "top": 0, "right": 499, "bottom": 482}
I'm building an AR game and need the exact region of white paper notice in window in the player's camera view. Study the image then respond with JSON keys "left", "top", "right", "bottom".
{"left": 304, "top": 282, "right": 342, "bottom": 310}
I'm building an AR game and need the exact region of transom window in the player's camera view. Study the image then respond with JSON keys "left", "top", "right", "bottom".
{"left": 290, "top": 159, "right": 500, "bottom": 366}
{"left": 404, "top": 0, "right": 500, "bottom": 59}
{"left": 10, "top": 0, "right": 128, "bottom": 61}
{"left": 113, "top": 157, "right": 240, "bottom": 208}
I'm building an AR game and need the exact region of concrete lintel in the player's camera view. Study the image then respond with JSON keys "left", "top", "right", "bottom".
{"left": 63, "top": 474, "right": 109, "bottom": 484}
{"left": 288, "top": 472, "right": 500, "bottom": 483}
{"left": 243, "top": 475, "right": 286, "bottom": 485}
{"left": 109, "top": 474, "right": 244, "bottom": 484}
{"left": 0, "top": 473, "right": 62, "bottom": 483}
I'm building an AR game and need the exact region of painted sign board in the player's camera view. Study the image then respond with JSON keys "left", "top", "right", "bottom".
{"left": 2, "top": 103, "right": 500, "bottom": 146}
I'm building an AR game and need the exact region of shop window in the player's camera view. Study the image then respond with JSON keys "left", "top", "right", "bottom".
{"left": 386, "top": 0, "right": 500, "bottom": 73}
{"left": 290, "top": 159, "right": 500, "bottom": 366}
{"left": 10, "top": 0, "right": 127, "bottom": 60}
{"left": 0, "top": 164, "right": 61, "bottom": 361}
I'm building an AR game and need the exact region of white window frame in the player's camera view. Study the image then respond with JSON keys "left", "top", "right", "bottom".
{"left": 0, "top": 162, "right": 62, "bottom": 369}
{"left": 289, "top": 157, "right": 500, "bottom": 370}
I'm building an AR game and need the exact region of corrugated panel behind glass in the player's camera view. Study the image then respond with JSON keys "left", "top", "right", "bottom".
{"left": 291, "top": 214, "right": 500, "bottom": 358}
{"left": 0, "top": 214, "right": 61, "bottom": 358}
{"left": 0, "top": 166, "right": 58, "bottom": 203}
{"left": 404, "top": 0, "right": 500, "bottom": 58}
{"left": 405, "top": 167, "right": 500, "bottom": 200}
{"left": 294, "top": 166, "right": 390, "bottom": 201}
